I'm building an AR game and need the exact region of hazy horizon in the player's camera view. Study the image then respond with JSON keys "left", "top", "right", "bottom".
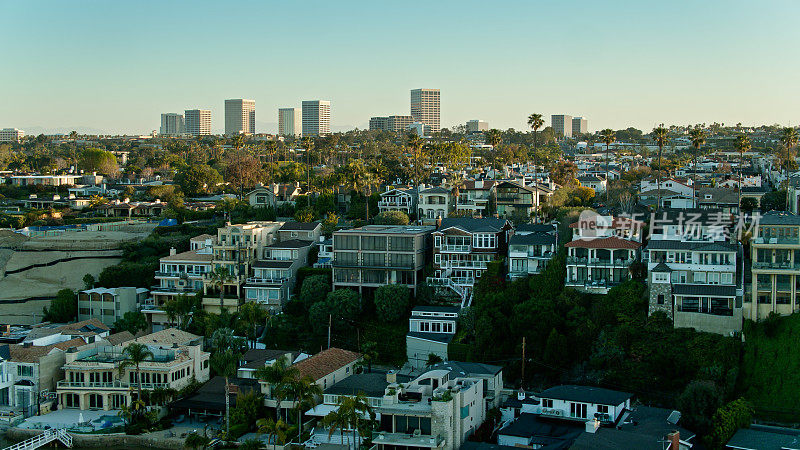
{"left": 2, "top": 0, "right": 799, "bottom": 135}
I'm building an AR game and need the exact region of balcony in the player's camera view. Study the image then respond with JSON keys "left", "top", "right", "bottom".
{"left": 246, "top": 277, "right": 289, "bottom": 285}
{"left": 676, "top": 306, "right": 734, "bottom": 316}
{"left": 57, "top": 380, "right": 170, "bottom": 391}
{"left": 440, "top": 244, "right": 472, "bottom": 253}
{"left": 150, "top": 285, "right": 199, "bottom": 295}
{"left": 378, "top": 199, "right": 412, "bottom": 208}
{"left": 753, "top": 236, "right": 800, "bottom": 245}
{"left": 373, "top": 432, "right": 442, "bottom": 449}
{"left": 566, "top": 256, "right": 634, "bottom": 266}
{"left": 155, "top": 271, "right": 206, "bottom": 278}
{"left": 752, "top": 261, "right": 800, "bottom": 271}
{"left": 440, "top": 260, "right": 487, "bottom": 270}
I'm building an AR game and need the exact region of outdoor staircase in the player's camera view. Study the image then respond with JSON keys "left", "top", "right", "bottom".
{"left": 428, "top": 270, "right": 472, "bottom": 308}
{"left": 3, "top": 429, "right": 72, "bottom": 450}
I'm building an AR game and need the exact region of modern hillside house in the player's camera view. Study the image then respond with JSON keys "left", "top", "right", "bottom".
{"left": 406, "top": 306, "right": 460, "bottom": 369}
{"left": 244, "top": 239, "right": 313, "bottom": 311}
{"left": 748, "top": 211, "right": 800, "bottom": 321}
{"left": 428, "top": 218, "right": 513, "bottom": 307}
{"left": 332, "top": 225, "right": 434, "bottom": 297}
{"left": 565, "top": 213, "right": 644, "bottom": 293}
{"left": 56, "top": 328, "right": 209, "bottom": 411}
{"left": 378, "top": 187, "right": 416, "bottom": 216}
{"left": 508, "top": 223, "right": 559, "bottom": 279}
{"left": 646, "top": 210, "right": 742, "bottom": 335}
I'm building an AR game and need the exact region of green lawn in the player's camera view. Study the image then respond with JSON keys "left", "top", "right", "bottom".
{"left": 739, "top": 314, "right": 800, "bottom": 422}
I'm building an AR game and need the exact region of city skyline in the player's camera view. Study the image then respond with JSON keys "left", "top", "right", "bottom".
{"left": 2, "top": 0, "right": 800, "bottom": 135}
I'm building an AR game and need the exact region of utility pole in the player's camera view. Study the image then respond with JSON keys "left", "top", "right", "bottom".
{"left": 521, "top": 337, "right": 526, "bottom": 389}
{"left": 327, "top": 314, "right": 332, "bottom": 349}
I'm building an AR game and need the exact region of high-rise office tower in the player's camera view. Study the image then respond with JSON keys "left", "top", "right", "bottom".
{"left": 369, "top": 116, "right": 390, "bottom": 131}
{"left": 225, "top": 99, "right": 256, "bottom": 135}
{"left": 0, "top": 128, "right": 24, "bottom": 143}
{"left": 278, "top": 108, "right": 302, "bottom": 137}
{"left": 466, "top": 120, "right": 488, "bottom": 133}
{"left": 185, "top": 109, "right": 212, "bottom": 136}
{"left": 572, "top": 117, "right": 588, "bottom": 136}
{"left": 160, "top": 113, "right": 185, "bottom": 136}
{"left": 410, "top": 88, "right": 440, "bottom": 134}
{"left": 302, "top": 100, "right": 331, "bottom": 137}
{"left": 551, "top": 114, "right": 573, "bottom": 138}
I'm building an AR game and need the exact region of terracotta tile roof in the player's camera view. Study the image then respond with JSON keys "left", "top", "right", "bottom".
{"left": 565, "top": 236, "right": 642, "bottom": 250}
{"left": 105, "top": 331, "right": 135, "bottom": 346}
{"left": 53, "top": 337, "right": 88, "bottom": 351}
{"left": 293, "top": 348, "right": 361, "bottom": 381}
{"left": 160, "top": 248, "right": 214, "bottom": 262}
{"left": 9, "top": 344, "right": 62, "bottom": 363}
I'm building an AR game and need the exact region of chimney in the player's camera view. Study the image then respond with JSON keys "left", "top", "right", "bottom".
{"left": 585, "top": 418, "right": 600, "bottom": 434}
{"left": 517, "top": 389, "right": 525, "bottom": 401}
{"left": 169, "top": 247, "right": 177, "bottom": 256}
{"left": 386, "top": 372, "right": 397, "bottom": 383}
{"left": 319, "top": 235, "right": 325, "bottom": 243}
{"left": 476, "top": 180, "right": 483, "bottom": 189}
{"left": 667, "top": 431, "right": 680, "bottom": 449}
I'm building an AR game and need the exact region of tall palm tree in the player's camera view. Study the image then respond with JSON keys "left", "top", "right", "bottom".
{"left": 257, "top": 417, "right": 290, "bottom": 450}
{"left": 599, "top": 129, "right": 616, "bottom": 203}
{"left": 484, "top": 129, "right": 502, "bottom": 178}
{"left": 119, "top": 342, "right": 154, "bottom": 406}
{"left": 302, "top": 136, "right": 315, "bottom": 193}
{"left": 688, "top": 128, "right": 707, "bottom": 208}
{"left": 340, "top": 393, "right": 375, "bottom": 449}
{"left": 527, "top": 114, "right": 545, "bottom": 152}
{"left": 407, "top": 133, "right": 428, "bottom": 221}
{"left": 652, "top": 126, "right": 669, "bottom": 209}
{"left": 285, "top": 375, "right": 322, "bottom": 434}
{"left": 209, "top": 266, "right": 235, "bottom": 311}
{"left": 254, "top": 355, "right": 298, "bottom": 422}
{"left": 322, "top": 405, "right": 351, "bottom": 448}
{"left": 781, "top": 127, "right": 798, "bottom": 210}
{"left": 211, "top": 349, "right": 241, "bottom": 437}
{"left": 734, "top": 134, "right": 752, "bottom": 210}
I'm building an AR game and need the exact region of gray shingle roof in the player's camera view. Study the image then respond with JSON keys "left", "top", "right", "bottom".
{"left": 539, "top": 385, "right": 632, "bottom": 406}
{"left": 438, "top": 218, "right": 509, "bottom": 233}
{"left": 407, "top": 332, "right": 455, "bottom": 344}
{"left": 672, "top": 284, "right": 736, "bottom": 297}
{"left": 726, "top": 424, "right": 800, "bottom": 450}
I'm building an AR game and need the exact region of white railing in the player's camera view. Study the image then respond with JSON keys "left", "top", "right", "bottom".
{"left": 57, "top": 380, "right": 169, "bottom": 390}
{"left": 3, "top": 429, "right": 72, "bottom": 450}
{"left": 246, "top": 277, "right": 288, "bottom": 284}
{"left": 440, "top": 244, "right": 472, "bottom": 253}
{"left": 441, "top": 260, "right": 487, "bottom": 270}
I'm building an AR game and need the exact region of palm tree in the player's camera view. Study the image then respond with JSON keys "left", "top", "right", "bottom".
{"left": 652, "top": 126, "right": 669, "bottom": 209}
{"left": 688, "top": 128, "right": 707, "bottom": 207}
{"left": 527, "top": 114, "right": 545, "bottom": 152}
{"left": 407, "top": 133, "right": 428, "bottom": 221}
{"left": 254, "top": 355, "right": 298, "bottom": 422}
{"left": 484, "top": 129, "right": 502, "bottom": 178}
{"left": 211, "top": 349, "right": 241, "bottom": 437}
{"left": 337, "top": 393, "right": 375, "bottom": 449}
{"left": 302, "top": 137, "right": 315, "bottom": 193}
{"left": 322, "top": 405, "right": 351, "bottom": 448}
{"left": 209, "top": 266, "right": 234, "bottom": 311}
{"left": 285, "top": 375, "right": 322, "bottom": 435}
{"left": 257, "top": 417, "right": 290, "bottom": 450}
{"left": 781, "top": 127, "right": 798, "bottom": 209}
{"left": 734, "top": 134, "right": 752, "bottom": 210}
{"left": 599, "top": 129, "right": 616, "bottom": 203}
{"left": 119, "top": 342, "right": 154, "bottom": 407}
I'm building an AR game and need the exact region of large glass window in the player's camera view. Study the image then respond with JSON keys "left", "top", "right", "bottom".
{"left": 389, "top": 237, "right": 413, "bottom": 251}
{"left": 335, "top": 235, "right": 359, "bottom": 250}
{"left": 361, "top": 236, "right": 387, "bottom": 251}
{"left": 362, "top": 252, "right": 386, "bottom": 267}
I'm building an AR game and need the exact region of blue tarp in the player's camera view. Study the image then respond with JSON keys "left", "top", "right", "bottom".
{"left": 158, "top": 218, "right": 178, "bottom": 227}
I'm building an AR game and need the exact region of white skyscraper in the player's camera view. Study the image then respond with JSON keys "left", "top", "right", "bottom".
{"left": 302, "top": 100, "right": 331, "bottom": 137}
{"left": 551, "top": 114, "right": 573, "bottom": 138}
{"left": 466, "top": 120, "right": 488, "bottom": 133}
{"left": 0, "top": 128, "right": 24, "bottom": 143}
{"left": 185, "top": 109, "right": 212, "bottom": 136}
{"left": 572, "top": 117, "right": 588, "bottom": 136}
{"left": 278, "top": 108, "right": 302, "bottom": 137}
{"left": 410, "top": 88, "right": 441, "bottom": 134}
{"left": 160, "top": 113, "right": 185, "bottom": 136}
{"left": 225, "top": 99, "right": 256, "bottom": 135}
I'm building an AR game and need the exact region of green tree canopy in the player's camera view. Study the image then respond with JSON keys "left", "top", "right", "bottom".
{"left": 174, "top": 164, "right": 223, "bottom": 196}
{"left": 80, "top": 148, "right": 118, "bottom": 174}
{"left": 42, "top": 289, "right": 77, "bottom": 323}
{"left": 373, "top": 210, "right": 410, "bottom": 225}
{"left": 374, "top": 285, "right": 410, "bottom": 322}
{"left": 299, "top": 275, "right": 332, "bottom": 310}
{"left": 113, "top": 311, "right": 148, "bottom": 335}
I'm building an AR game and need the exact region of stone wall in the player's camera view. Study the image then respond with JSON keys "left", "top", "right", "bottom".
{"left": 648, "top": 281, "right": 673, "bottom": 317}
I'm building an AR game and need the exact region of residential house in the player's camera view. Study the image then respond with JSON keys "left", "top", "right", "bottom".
{"left": 748, "top": 212, "right": 800, "bottom": 321}
{"left": 577, "top": 175, "right": 607, "bottom": 194}
{"left": 646, "top": 209, "right": 742, "bottom": 335}
{"left": 236, "top": 349, "right": 305, "bottom": 379}
{"left": 278, "top": 222, "right": 322, "bottom": 243}
{"left": 204, "top": 221, "right": 283, "bottom": 314}
{"left": 378, "top": 187, "right": 416, "bottom": 216}
{"left": 455, "top": 179, "right": 496, "bottom": 218}
{"left": 565, "top": 213, "right": 644, "bottom": 294}
{"left": 259, "top": 348, "right": 361, "bottom": 417}
{"left": 418, "top": 186, "right": 451, "bottom": 223}
{"left": 77, "top": 287, "right": 149, "bottom": 327}
{"left": 244, "top": 239, "right": 313, "bottom": 311}
{"left": 98, "top": 200, "right": 165, "bottom": 218}
{"left": 332, "top": 225, "right": 434, "bottom": 297}
{"left": 508, "top": 223, "right": 558, "bottom": 279}
{"left": 495, "top": 181, "right": 544, "bottom": 221}
{"left": 697, "top": 188, "right": 740, "bottom": 214}
{"left": 314, "top": 236, "right": 333, "bottom": 268}
{"left": 406, "top": 306, "right": 459, "bottom": 369}
{"left": 246, "top": 186, "right": 276, "bottom": 208}
{"left": 147, "top": 246, "right": 213, "bottom": 331}
{"left": 56, "top": 328, "right": 210, "bottom": 410}
{"left": 429, "top": 218, "right": 513, "bottom": 307}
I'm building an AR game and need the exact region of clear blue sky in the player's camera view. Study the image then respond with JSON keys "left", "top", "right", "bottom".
{"left": 2, "top": 0, "right": 799, "bottom": 135}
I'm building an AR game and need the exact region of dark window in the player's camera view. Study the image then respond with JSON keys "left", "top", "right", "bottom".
{"left": 657, "top": 294, "right": 665, "bottom": 305}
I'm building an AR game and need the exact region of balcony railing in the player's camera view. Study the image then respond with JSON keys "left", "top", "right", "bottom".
{"left": 566, "top": 256, "right": 634, "bottom": 266}
{"left": 753, "top": 237, "right": 800, "bottom": 245}
{"left": 378, "top": 199, "right": 412, "bottom": 207}
{"left": 565, "top": 279, "right": 623, "bottom": 289}
{"left": 246, "top": 277, "right": 289, "bottom": 285}
{"left": 752, "top": 261, "right": 800, "bottom": 270}
{"left": 150, "top": 285, "right": 199, "bottom": 294}
{"left": 440, "top": 244, "right": 472, "bottom": 253}
{"left": 677, "top": 307, "right": 734, "bottom": 316}
{"left": 57, "top": 380, "right": 170, "bottom": 390}
{"left": 155, "top": 271, "right": 206, "bottom": 278}
{"left": 440, "top": 260, "right": 487, "bottom": 270}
